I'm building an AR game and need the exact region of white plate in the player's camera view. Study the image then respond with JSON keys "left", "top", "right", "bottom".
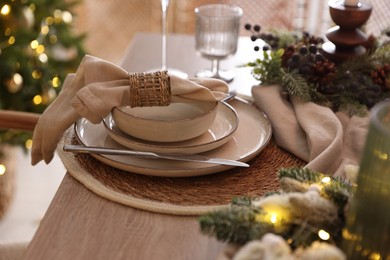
{"left": 103, "top": 102, "right": 239, "bottom": 154}
{"left": 74, "top": 99, "right": 272, "bottom": 177}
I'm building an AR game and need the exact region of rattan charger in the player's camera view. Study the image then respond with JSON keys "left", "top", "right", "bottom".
{"left": 58, "top": 125, "right": 306, "bottom": 216}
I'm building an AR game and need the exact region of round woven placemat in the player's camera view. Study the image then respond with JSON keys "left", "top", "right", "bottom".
{"left": 58, "top": 127, "right": 306, "bottom": 216}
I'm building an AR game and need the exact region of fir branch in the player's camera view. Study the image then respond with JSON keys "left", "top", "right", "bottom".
{"left": 287, "top": 222, "right": 325, "bottom": 249}
{"left": 322, "top": 177, "right": 352, "bottom": 212}
{"left": 335, "top": 44, "right": 390, "bottom": 79}
{"left": 231, "top": 196, "right": 253, "bottom": 206}
{"left": 336, "top": 53, "right": 375, "bottom": 77}
{"left": 280, "top": 69, "right": 312, "bottom": 102}
{"left": 334, "top": 95, "right": 368, "bottom": 117}
{"left": 267, "top": 29, "right": 298, "bottom": 49}
{"left": 309, "top": 84, "right": 331, "bottom": 106}
{"left": 278, "top": 167, "right": 323, "bottom": 183}
{"left": 199, "top": 202, "right": 273, "bottom": 244}
{"left": 247, "top": 49, "right": 284, "bottom": 84}
{"left": 278, "top": 168, "right": 352, "bottom": 210}
{"left": 370, "top": 44, "right": 390, "bottom": 64}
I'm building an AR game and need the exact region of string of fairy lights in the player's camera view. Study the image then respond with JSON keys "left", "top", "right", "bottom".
{"left": 0, "top": 1, "right": 84, "bottom": 174}
{"left": 1, "top": 3, "right": 73, "bottom": 103}
{"left": 255, "top": 176, "right": 333, "bottom": 243}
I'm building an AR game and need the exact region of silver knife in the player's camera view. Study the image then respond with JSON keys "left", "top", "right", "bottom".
{"left": 63, "top": 145, "right": 249, "bottom": 168}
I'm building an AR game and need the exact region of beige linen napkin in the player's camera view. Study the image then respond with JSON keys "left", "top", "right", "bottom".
{"left": 31, "top": 55, "right": 228, "bottom": 165}
{"left": 252, "top": 85, "right": 369, "bottom": 177}
{"left": 71, "top": 73, "right": 228, "bottom": 124}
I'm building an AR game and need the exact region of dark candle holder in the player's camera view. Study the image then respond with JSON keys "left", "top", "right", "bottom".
{"left": 322, "top": 0, "right": 372, "bottom": 63}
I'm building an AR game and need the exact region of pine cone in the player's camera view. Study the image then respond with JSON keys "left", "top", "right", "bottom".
{"left": 281, "top": 45, "right": 295, "bottom": 67}
{"left": 301, "top": 32, "right": 325, "bottom": 46}
{"left": 362, "top": 34, "right": 377, "bottom": 51}
{"left": 309, "top": 59, "right": 336, "bottom": 85}
{"left": 371, "top": 63, "right": 390, "bottom": 90}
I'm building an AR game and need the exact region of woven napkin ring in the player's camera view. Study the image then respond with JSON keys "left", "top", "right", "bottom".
{"left": 128, "top": 71, "right": 171, "bottom": 107}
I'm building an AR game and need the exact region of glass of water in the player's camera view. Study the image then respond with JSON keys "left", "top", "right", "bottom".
{"left": 195, "top": 4, "right": 242, "bottom": 83}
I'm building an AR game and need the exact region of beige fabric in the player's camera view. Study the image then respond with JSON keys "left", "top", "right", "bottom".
{"left": 252, "top": 85, "right": 369, "bottom": 177}
{"left": 31, "top": 55, "right": 228, "bottom": 165}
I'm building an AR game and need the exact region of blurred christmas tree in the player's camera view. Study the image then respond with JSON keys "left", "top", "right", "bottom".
{"left": 0, "top": 0, "right": 85, "bottom": 149}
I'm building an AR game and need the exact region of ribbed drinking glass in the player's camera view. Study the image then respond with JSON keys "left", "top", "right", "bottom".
{"left": 195, "top": 4, "right": 242, "bottom": 83}
{"left": 342, "top": 101, "right": 390, "bottom": 259}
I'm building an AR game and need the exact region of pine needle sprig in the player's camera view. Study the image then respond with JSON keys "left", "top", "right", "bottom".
{"left": 336, "top": 53, "right": 376, "bottom": 77}
{"left": 278, "top": 167, "right": 323, "bottom": 183}
{"left": 370, "top": 44, "right": 390, "bottom": 64}
{"left": 199, "top": 202, "right": 273, "bottom": 244}
{"left": 322, "top": 177, "right": 352, "bottom": 212}
{"left": 280, "top": 69, "right": 312, "bottom": 102}
{"left": 309, "top": 84, "right": 331, "bottom": 106}
{"left": 248, "top": 49, "right": 284, "bottom": 84}
{"left": 334, "top": 94, "right": 368, "bottom": 117}
{"left": 278, "top": 167, "right": 352, "bottom": 210}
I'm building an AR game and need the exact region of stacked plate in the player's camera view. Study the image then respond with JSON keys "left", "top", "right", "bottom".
{"left": 74, "top": 99, "right": 272, "bottom": 177}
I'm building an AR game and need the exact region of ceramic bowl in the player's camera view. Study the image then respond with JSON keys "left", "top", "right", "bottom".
{"left": 111, "top": 101, "right": 218, "bottom": 142}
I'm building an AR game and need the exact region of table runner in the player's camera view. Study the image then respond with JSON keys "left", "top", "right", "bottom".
{"left": 58, "top": 126, "right": 305, "bottom": 216}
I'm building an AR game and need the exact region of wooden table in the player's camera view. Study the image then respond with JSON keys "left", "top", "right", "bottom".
{"left": 23, "top": 33, "right": 259, "bottom": 260}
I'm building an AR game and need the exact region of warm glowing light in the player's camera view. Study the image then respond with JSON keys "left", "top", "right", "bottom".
{"left": 369, "top": 252, "right": 381, "bottom": 260}
{"left": 32, "top": 70, "right": 41, "bottom": 79}
{"left": 270, "top": 212, "right": 278, "bottom": 224}
{"left": 49, "top": 35, "right": 57, "bottom": 44}
{"left": 30, "top": 40, "right": 39, "bottom": 49}
{"left": 53, "top": 9, "right": 62, "bottom": 23}
{"left": 374, "top": 149, "right": 388, "bottom": 160}
{"left": 47, "top": 88, "right": 57, "bottom": 102}
{"left": 318, "top": 229, "right": 330, "bottom": 240}
{"left": 343, "top": 228, "right": 362, "bottom": 241}
{"left": 25, "top": 139, "right": 33, "bottom": 150}
{"left": 13, "top": 73, "right": 23, "bottom": 86}
{"left": 1, "top": 5, "right": 10, "bottom": 16}
{"left": 0, "top": 164, "right": 6, "bottom": 175}
{"left": 39, "top": 53, "right": 48, "bottom": 63}
{"left": 8, "top": 36, "right": 15, "bottom": 45}
{"left": 54, "top": 9, "right": 62, "bottom": 18}
{"left": 62, "top": 11, "right": 72, "bottom": 23}
{"left": 5, "top": 27, "right": 11, "bottom": 36}
{"left": 52, "top": 76, "right": 60, "bottom": 87}
{"left": 355, "top": 245, "right": 362, "bottom": 252}
{"left": 33, "top": 95, "right": 43, "bottom": 105}
{"left": 36, "top": 44, "right": 45, "bottom": 54}
{"left": 7, "top": 73, "right": 23, "bottom": 93}
{"left": 29, "top": 4, "right": 36, "bottom": 12}
{"left": 321, "top": 176, "right": 331, "bottom": 184}
{"left": 41, "top": 25, "right": 49, "bottom": 35}
{"left": 45, "top": 16, "right": 54, "bottom": 25}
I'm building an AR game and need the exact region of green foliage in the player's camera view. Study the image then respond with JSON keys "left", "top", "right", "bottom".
{"left": 0, "top": 0, "right": 85, "bottom": 147}
{"left": 247, "top": 48, "right": 284, "bottom": 84}
{"left": 247, "top": 29, "right": 390, "bottom": 116}
{"left": 199, "top": 167, "right": 353, "bottom": 248}
{"left": 278, "top": 167, "right": 324, "bottom": 183}
{"left": 199, "top": 200, "right": 273, "bottom": 245}
{"left": 322, "top": 176, "right": 352, "bottom": 212}
{"left": 334, "top": 94, "right": 368, "bottom": 117}
{"left": 370, "top": 43, "right": 390, "bottom": 63}
{"left": 278, "top": 167, "right": 352, "bottom": 211}
{"left": 268, "top": 29, "right": 298, "bottom": 49}
{"left": 280, "top": 69, "right": 312, "bottom": 102}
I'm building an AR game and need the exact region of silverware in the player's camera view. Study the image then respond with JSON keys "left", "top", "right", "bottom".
{"left": 63, "top": 144, "right": 249, "bottom": 168}
{"left": 221, "top": 90, "right": 251, "bottom": 104}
